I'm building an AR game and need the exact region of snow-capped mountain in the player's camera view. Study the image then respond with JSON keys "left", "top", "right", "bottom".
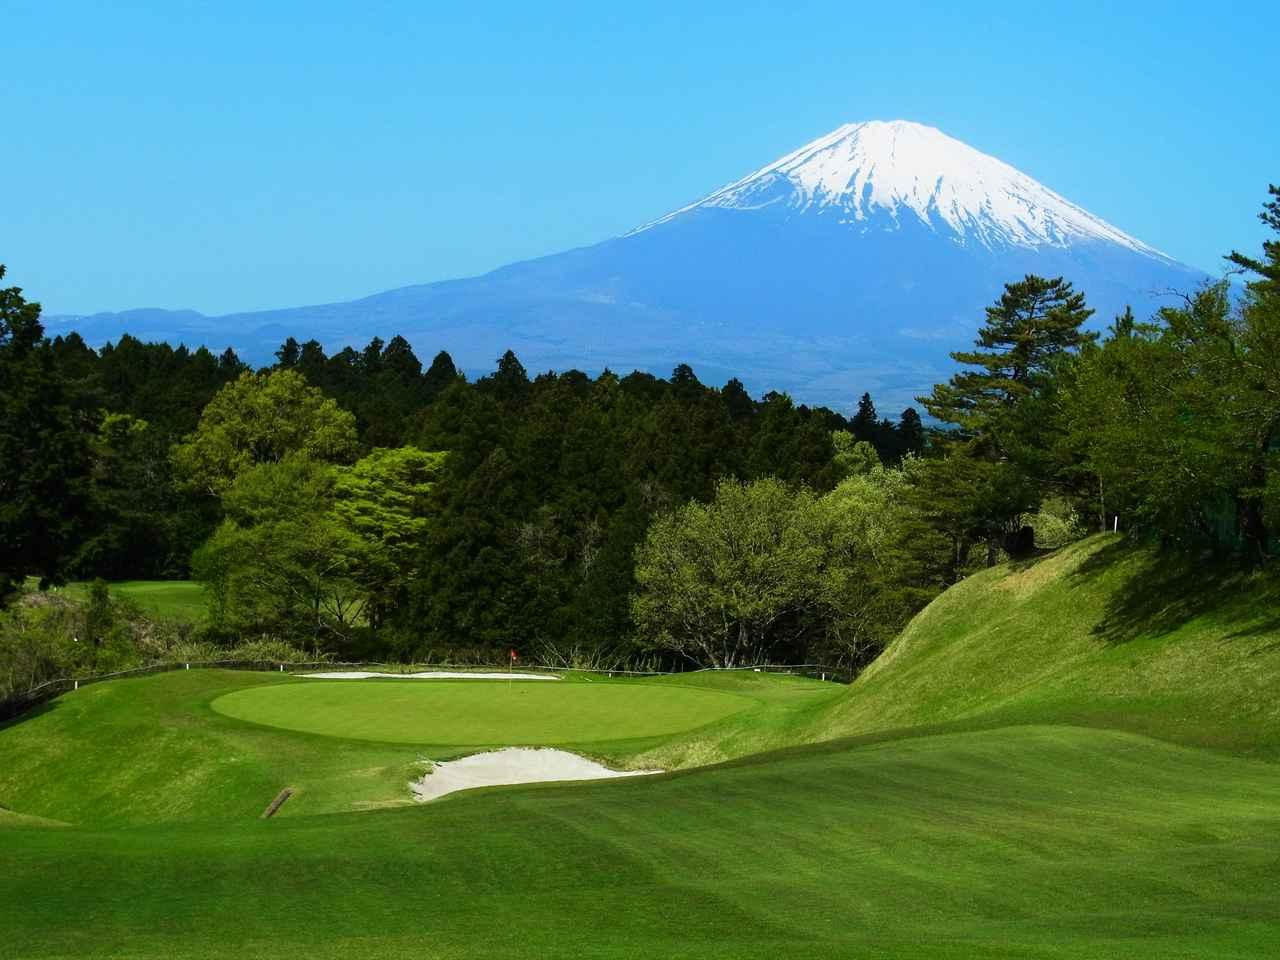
{"left": 635, "top": 120, "right": 1168, "bottom": 257}
{"left": 50, "top": 121, "right": 1206, "bottom": 412}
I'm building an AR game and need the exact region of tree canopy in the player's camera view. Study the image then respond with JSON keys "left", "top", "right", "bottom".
{"left": 172, "top": 369, "right": 359, "bottom": 496}
{"left": 0, "top": 266, "right": 94, "bottom": 599}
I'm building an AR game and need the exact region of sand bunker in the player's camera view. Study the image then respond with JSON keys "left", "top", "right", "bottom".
{"left": 412, "top": 748, "right": 662, "bottom": 802}
{"left": 302, "top": 671, "right": 559, "bottom": 681}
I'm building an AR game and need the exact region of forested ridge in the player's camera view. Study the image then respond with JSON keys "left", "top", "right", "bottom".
{"left": 3, "top": 186, "right": 1278, "bottom": 690}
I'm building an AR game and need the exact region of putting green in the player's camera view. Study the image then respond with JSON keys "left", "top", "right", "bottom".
{"left": 211, "top": 679, "right": 753, "bottom": 745}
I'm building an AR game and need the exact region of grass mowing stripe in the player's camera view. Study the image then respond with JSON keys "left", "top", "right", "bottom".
{"left": 3, "top": 725, "right": 1278, "bottom": 958}
{"left": 4, "top": 539, "right": 1280, "bottom": 957}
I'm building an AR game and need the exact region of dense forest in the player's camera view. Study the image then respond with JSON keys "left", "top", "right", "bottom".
{"left": 3, "top": 186, "right": 1278, "bottom": 689}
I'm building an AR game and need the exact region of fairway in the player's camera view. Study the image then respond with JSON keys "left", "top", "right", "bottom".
{"left": 211, "top": 679, "right": 753, "bottom": 745}
{"left": 4, "top": 721, "right": 1280, "bottom": 959}
{"left": 4, "top": 541, "right": 1280, "bottom": 958}
{"left": 55, "top": 578, "right": 208, "bottom": 622}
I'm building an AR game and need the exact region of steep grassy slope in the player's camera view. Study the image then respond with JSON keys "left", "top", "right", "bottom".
{"left": 822, "top": 534, "right": 1280, "bottom": 757}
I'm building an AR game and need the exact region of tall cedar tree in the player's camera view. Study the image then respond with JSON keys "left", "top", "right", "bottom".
{"left": 0, "top": 267, "right": 94, "bottom": 599}
{"left": 850, "top": 392, "right": 879, "bottom": 442}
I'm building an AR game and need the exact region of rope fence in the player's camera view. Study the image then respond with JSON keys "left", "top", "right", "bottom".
{"left": 0, "top": 659, "right": 853, "bottom": 724}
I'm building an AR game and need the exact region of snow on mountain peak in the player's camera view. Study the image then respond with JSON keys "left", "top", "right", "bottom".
{"left": 632, "top": 120, "right": 1168, "bottom": 259}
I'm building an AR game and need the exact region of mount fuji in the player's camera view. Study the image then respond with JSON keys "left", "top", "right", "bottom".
{"left": 52, "top": 120, "right": 1207, "bottom": 411}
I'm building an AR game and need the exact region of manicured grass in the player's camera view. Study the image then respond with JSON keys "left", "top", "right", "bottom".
{"left": 53, "top": 579, "right": 208, "bottom": 622}
{"left": 818, "top": 535, "right": 1280, "bottom": 758}
{"left": 211, "top": 678, "right": 753, "bottom": 745}
{"left": 3, "top": 537, "right": 1279, "bottom": 957}
{"left": 3, "top": 724, "right": 1279, "bottom": 958}
{"left": 0, "top": 670, "right": 425, "bottom": 825}
{"left": 0, "top": 669, "right": 839, "bottom": 825}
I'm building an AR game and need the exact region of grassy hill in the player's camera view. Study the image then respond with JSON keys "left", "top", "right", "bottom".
{"left": 820, "top": 534, "right": 1280, "bottom": 757}
{"left": 60, "top": 579, "right": 208, "bottom": 622}
{"left": 1, "top": 534, "right": 1278, "bottom": 958}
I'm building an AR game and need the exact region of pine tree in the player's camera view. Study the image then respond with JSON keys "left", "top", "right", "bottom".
{"left": 926, "top": 273, "right": 1095, "bottom": 448}
{"left": 921, "top": 275, "right": 1095, "bottom": 447}
{"left": 918, "top": 275, "right": 1095, "bottom": 562}
{"left": 851, "top": 392, "right": 878, "bottom": 443}
{"left": 1229, "top": 184, "right": 1280, "bottom": 294}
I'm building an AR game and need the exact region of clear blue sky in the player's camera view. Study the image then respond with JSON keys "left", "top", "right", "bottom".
{"left": 5, "top": 0, "right": 1275, "bottom": 316}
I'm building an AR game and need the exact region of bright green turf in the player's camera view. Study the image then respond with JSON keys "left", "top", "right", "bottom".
{"left": 212, "top": 678, "right": 753, "bottom": 745}
{"left": 3, "top": 724, "right": 1279, "bottom": 958}
{"left": 817, "top": 534, "right": 1280, "bottom": 758}
{"left": 55, "top": 579, "right": 208, "bottom": 622}
{"left": 2, "top": 537, "right": 1279, "bottom": 958}
{"left": 0, "top": 669, "right": 838, "bottom": 825}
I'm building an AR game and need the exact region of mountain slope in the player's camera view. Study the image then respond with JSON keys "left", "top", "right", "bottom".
{"left": 633, "top": 120, "right": 1169, "bottom": 256}
{"left": 51, "top": 122, "right": 1206, "bottom": 411}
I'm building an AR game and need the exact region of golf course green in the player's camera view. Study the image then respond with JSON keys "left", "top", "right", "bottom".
{"left": 2, "top": 535, "right": 1278, "bottom": 958}
{"left": 211, "top": 678, "right": 753, "bottom": 744}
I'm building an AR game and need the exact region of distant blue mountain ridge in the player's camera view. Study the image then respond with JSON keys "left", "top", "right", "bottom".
{"left": 47, "top": 121, "right": 1208, "bottom": 413}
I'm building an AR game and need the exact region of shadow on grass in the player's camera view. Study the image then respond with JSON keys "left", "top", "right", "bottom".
{"left": 1071, "top": 538, "right": 1280, "bottom": 645}
{"left": 0, "top": 698, "right": 62, "bottom": 734}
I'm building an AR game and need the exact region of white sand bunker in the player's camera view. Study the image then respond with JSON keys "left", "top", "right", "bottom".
{"left": 412, "top": 748, "right": 662, "bottom": 802}
{"left": 302, "top": 670, "right": 559, "bottom": 681}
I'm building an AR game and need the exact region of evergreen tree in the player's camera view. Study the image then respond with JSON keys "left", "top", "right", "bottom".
{"left": 721, "top": 378, "right": 754, "bottom": 420}
{"left": 921, "top": 275, "right": 1095, "bottom": 446}
{"left": 380, "top": 335, "right": 422, "bottom": 381}
{"left": 898, "top": 407, "right": 926, "bottom": 458}
{"left": 274, "top": 337, "right": 301, "bottom": 368}
{"left": 0, "top": 266, "right": 94, "bottom": 599}
{"left": 919, "top": 275, "right": 1095, "bottom": 561}
{"left": 479, "top": 350, "right": 530, "bottom": 407}
{"left": 1229, "top": 184, "right": 1280, "bottom": 293}
{"left": 851, "top": 392, "right": 879, "bottom": 443}
{"left": 217, "top": 347, "right": 246, "bottom": 376}
{"left": 360, "top": 336, "right": 385, "bottom": 375}
{"left": 423, "top": 350, "right": 460, "bottom": 401}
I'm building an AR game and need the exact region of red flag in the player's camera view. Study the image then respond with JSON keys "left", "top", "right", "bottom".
{"left": 509, "top": 648, "right": 518, "bottom": 662}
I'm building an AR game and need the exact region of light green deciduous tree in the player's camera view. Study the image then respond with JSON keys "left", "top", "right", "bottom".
{"left": 172, "top": 369, "right": 358, "bottom": 496}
